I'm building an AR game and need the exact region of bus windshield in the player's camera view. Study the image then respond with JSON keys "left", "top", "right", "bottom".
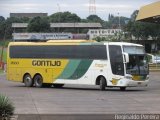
{"left": 123, "top": 46, "right": 149, "bottom": 75}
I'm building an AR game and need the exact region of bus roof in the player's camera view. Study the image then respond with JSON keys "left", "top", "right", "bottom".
{"left": 47, "top": 40, "right": 96, "bottom": 43}
{"left": 8, "top": 41, "right": 143, "bottom": 47}
{"left": 106, "top": 42, "right": 143, "bottom": 47}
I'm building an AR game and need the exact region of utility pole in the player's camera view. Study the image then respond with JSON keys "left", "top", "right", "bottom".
{"left": 117, "top": 12, "right": 122, "bottom": 41}
{"left": 118, "top": 12, "right": 121, "bottom": 29}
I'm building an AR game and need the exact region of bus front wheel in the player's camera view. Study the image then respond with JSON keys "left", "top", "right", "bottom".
{"left": 23, "top": 74, "right": 33, "bottom": 87}
{"left": 99, "top": 77, "right": 106, "bottom": 91}
{"left": 34, "top": 74, "right": 43, "bottom": 88}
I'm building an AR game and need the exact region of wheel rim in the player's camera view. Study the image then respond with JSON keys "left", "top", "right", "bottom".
{"left": 35, "top": 75, "right": 43, "bottom": 87}
{"left": 24, "top": 75, "right": 33, "bottom": 87}
{"left": 25, "top": 76, "right": 31, "bottom": 83}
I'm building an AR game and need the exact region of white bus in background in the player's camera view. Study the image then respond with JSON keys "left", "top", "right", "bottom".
{"left": 7, "top": 41, "right": 149, "bottom": 91}
{"left": 147, "top": 53, "right": 160, "bottom": 64}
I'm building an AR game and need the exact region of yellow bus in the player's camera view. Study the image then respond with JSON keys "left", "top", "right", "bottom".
{"left": 7, "top": 40, "right": 149, "bottom": 91}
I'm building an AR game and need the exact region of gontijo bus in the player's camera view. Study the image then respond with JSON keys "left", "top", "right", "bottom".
{"left": 7, "top": 40, "right": 149, "bottom": 91}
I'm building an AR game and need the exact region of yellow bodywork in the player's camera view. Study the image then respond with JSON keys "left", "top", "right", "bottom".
{"left": 7, "top": 40, "right": 92, "bottom": 83}
{"left": 7, "top": 59, "right": 69, "bottom": 83}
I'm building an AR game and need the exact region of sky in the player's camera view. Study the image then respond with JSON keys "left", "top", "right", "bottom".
{"left": 0, "top": 0, "right": 159, "bottom": 20}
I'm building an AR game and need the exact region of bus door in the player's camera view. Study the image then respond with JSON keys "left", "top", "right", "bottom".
{"left": 109, "top": 45, "right": 124, "bottom": 76}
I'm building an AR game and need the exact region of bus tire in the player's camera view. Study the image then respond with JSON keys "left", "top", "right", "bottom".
{"left": 99, "top": 77, "right": 106, "bottom": 91}
{"left": 120, "top": 87, "right": 126, "bottom": 91}
{"left": 23, "top": 74, "right": 33, "bottom": 87}
{"left": 34, "top": 74, "right": 43, "bottom": 88}
{"left": 53, "top": 84, "right": 64, "bottom": 88}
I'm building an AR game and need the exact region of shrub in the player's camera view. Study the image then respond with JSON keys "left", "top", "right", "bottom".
{"left": 0, "top": 94, "right": 15, "bottom": 118}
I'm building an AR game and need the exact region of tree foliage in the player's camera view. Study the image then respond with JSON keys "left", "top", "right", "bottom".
{"left": 49, "top": 12, "right": 81, "bottom": 23}
{"left": 0, "top": 17, "right": 26, "bottom": 39}
{"left": 0, "top": 16, "right": 5, "bottom": 23}
{"left": 27, "top": 17, "right": 50, "bottom": 32}
{"left": 87, "top": 15, "right": 103, "bottom": 23}
{"left": 124, "top": 10, "right": 160, "bottom": 53}
{"left": 107, "top": 14, "right": 129, "bottom": 29}
{"left": 125, "top": 10, "right": 160, "bottom": 41}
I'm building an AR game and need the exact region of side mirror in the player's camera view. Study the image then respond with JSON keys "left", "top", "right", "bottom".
{"left": 123, "top": 53, "right": 129, "bottom": 63}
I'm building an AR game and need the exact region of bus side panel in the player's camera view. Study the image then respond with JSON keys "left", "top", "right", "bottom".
{"left": 7, "top": 67, "right": 21, "bottom": 82}
{"left": 36, "top": 68, "right": 53, "bottom": 84}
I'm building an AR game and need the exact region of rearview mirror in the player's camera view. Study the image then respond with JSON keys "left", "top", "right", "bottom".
{"left": 123, "top": 53, "right": 129, "bottom": 63}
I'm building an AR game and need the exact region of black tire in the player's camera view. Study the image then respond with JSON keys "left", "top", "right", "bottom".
{"left": 34, "top": 74, "right": 43, "bottom": 88}
{"left": 23, "top": 74, "right": 33, "bottom": 87}
{"left": 99, "top": 77, "right": 106, "bottom": 91}
{"left": 53, "top": 84, "right": 64, "bottom": 88}
{"left": 120, "top": 87, "right": 126, "bottom": 91}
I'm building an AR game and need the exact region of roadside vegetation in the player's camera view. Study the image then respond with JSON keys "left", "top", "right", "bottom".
{"left": 0, "top": 94, "right": 15, "bottom": 119}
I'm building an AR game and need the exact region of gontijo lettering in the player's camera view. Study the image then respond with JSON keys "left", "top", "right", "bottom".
{"left": 32, "top": 60, "right": 61, "bottom": 66}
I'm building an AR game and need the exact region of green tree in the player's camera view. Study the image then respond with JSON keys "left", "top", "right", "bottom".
{"left": 0, "top": 16, "right": 6, "bottom": 40}
{"left": 130, "top": 10, "right": 139, "bottom": 22}
{"left": 125, "top": 10, "right": 160, "bottom": 53}
{"left": 2, "top": 17, "right": 24, "bottom": 39}
{"left": 49, "top": 11, "right": 81, "bottom": 23}
{"left": 126, "top": 10, "right": 150, "bottom": 41}
{"left": 108, "top": 16, "right": 129, "bottom": 29}
{"left": 0, "top": 16, "right": 5, "bottom": 23}
{"left": 87, "top": 15, "right": 103, "bottom": 23}
{"left": 148, "top": 23, "right": 160, "bottom": 52}
{"left": 27, "top": 17, "right": 50, "bottom": 32}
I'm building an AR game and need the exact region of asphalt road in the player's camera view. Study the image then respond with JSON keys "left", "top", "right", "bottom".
{"left": 0, "top": 72, "right": 160, "bottom": 115}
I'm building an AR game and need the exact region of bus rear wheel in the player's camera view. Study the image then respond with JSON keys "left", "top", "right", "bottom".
{"left": 23, "top": 74, "right": 33, "bottom": 87}
{"left": 99, "top": 77, "right": 106, "bottom": 91}
{"left": 34, "top": 74, "right": 43, "bottom": 88}
{"left": 53, "top": 84, "right": 64, "bottom": 88}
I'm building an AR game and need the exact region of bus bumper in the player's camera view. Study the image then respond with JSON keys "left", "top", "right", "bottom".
{"left": 117, "top": 79, "right": 149, "bottom": 87}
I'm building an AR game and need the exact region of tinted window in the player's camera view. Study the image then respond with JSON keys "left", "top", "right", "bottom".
{"left": 10, "top": 45, "right": 107, "bottom": 60}
{"left": 109, "top": 45, "right": 124, "bottom": 75}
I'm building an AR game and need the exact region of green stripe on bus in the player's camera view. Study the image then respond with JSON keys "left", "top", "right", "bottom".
{"left": 58, "top": 60, "right": 81, "bottom": 79}
{"left": 68, "top": 59, "right": 93, "bottom": 79}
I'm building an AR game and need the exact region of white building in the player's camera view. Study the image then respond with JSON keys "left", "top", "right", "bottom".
{"left": 87, "top": 29, "right": 122, "bottom": 40}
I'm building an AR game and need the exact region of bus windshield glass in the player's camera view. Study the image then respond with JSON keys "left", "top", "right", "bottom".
{"left": 123, "top": 46, "right": 145, "bottom": 54}
{"left": 123, "top": 46, "right": 149, "bottom": 75}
